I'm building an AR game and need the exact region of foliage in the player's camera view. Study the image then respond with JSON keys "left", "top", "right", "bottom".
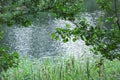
{"left": 0, "top": 0, "right": 83, "bottom": 26}
{"left": 0, "top": 57, "right": 120, "bottom": 80}
{"left": 52, "top": 0, "right": 120, "bottom": 60}
{"left": 0, "top": 47, "right": 19, "bottom": 73}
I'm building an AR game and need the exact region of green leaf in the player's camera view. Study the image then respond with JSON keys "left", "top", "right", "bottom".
{"left": 63, "top": 38, "right": 68, "bottom": 43}
{"left": 66, "top": 24, "right": 70, "bottom": 28}
{"left": 7, "top": 20, "right": 14, "bottom": 27}
{"left": 105, "top": 17, "right": 113, "bottom": 23}
{"left": 51, "top": 33, "right": 55, "bottom": 39}
{"left": 0, "top": 36, "right": 3, "bottom": 39}
{"left": 81, "top": 35, "right": 86, "bottom": 41}
{"left": 72, "top": 38, "right": 77, "bottom": 42}
{"left": 55, "top": 36, "right": 59, "bottom": 41}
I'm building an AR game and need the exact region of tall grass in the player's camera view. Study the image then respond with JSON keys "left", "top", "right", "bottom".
{"left": 0, "top": 56, "right": 120, "bottom": 80}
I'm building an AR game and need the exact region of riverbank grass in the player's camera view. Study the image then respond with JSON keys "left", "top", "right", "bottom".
{"left": 0, "top": 56, "right": 120, "bottom": 80}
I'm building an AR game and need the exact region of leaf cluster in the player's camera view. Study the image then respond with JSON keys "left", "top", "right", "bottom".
{"left": 52, "top": 0, "right": 120, "bottom": 60}
{"left": 0, "top": 47, "right": 19, "bottom": 73}
{"left": 0, "top": 0, "right": 83, "bottom": 27}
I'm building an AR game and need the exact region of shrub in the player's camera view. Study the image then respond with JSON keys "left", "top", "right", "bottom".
{"left": 0, "top": 47, "right": 19, "bottom": 73}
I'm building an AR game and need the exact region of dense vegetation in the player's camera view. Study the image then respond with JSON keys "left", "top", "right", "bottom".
{"left": 0, "top": 0, "right": 120, "bottom": 79}
{"left": 0, "top": 0, "right": 83, "bottom": 26}
{"left": 0, "top": 56, "right": 120, "bottom": 80}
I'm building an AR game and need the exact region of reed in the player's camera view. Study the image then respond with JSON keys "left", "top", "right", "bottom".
{"left": 0, "top": 56, "right": 120, "bottom": 80}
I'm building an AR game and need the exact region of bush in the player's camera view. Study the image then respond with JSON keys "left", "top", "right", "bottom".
{"left": 0, "top": 47, "right": 19, "bottom": 73}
